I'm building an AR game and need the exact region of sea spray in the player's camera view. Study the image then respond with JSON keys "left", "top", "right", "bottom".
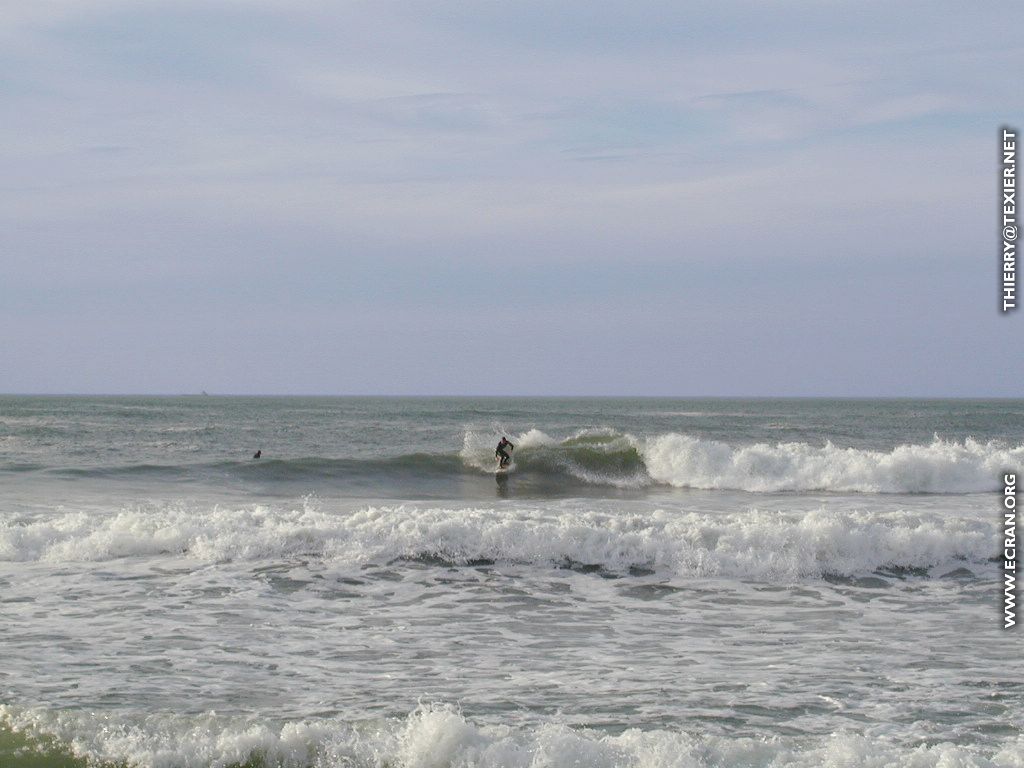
{"left": 461, "top": 430, "right": 1024, "bottom": 493}
{"left": 9, "top": 431, "right": 1021, "bottom": 495}
{"left": 3, "top": 703, "right": 1022, "bottom": 768}
{"left": 0, "top": 500, "right": 998, "bottom": 580}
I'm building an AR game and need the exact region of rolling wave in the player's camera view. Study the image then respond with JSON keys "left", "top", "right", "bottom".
{"left": 464, "top": 430, "right": 1021, "bottom": 493}
{"left": 639, "top": 434, "right": 1022, "bottom": 493}
{"left": 5, "top": 430, "right": 1020, "bottom": 494}
{"left": 0, "top": 500, "right": 997, "bottom": 579}
{"left": 2, "top": 703, "right": 1021, "bottom": 768}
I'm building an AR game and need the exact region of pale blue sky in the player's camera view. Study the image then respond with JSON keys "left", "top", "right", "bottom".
{"left": 1, "top": 1, "right": 1021, "bottom": 395}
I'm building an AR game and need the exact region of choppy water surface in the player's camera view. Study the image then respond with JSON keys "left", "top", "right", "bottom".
{"left": 1, "top": 397, "right": 1021, "bottom": 767}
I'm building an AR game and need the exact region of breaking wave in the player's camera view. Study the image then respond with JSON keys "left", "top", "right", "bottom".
{"left": 639, "top": 434, "right": 1022, "bottom": 493}
{"left": 6, "top": 430, "right": 1020, "bottom": 495}
{"left": 0, "top": 500, "right": 998, "bottom": 580}
{"left": 460, "top": 428, "right": 649, "bottom": 488}
{"left": 463, "top": 430, "right": 1022, "bottom": 493}
{"left": 2, "top": 703, "right": 1021, "bottom": 768}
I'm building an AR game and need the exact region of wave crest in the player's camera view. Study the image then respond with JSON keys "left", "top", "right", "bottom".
{"left": 2, "top": 703, "right": 1021, "bottom": 768}
{"left": 6, "top": 431, "right": 1019, "bottom": 495}
{"left": 641, "top": 435, "right": 1022, "bottom": 493}
{"left": 0, "top": 501, "right": 997, "bottom": 580}
{"left": 459, "top": 430, "right": 1022, "bottom": 493}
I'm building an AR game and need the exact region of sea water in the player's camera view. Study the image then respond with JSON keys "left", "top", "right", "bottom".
{"left": 0, "top": 396, "right": 1021, "bottom": 767}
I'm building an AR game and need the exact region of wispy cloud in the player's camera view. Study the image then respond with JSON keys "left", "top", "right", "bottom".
{"left": 0, "top": 1, "right": 1019, "bottom": 394}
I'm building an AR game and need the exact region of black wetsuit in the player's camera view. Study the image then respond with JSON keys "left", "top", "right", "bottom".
{"left": 495, "top": 439, "right": 513, "bottom": 466}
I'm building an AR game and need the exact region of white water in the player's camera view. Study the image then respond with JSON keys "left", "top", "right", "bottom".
{"left": 0, "top": 498, "right": 1000, "bottom": 580}
{"left": 3, "top": 492, "right": 1016, "bottom": 762}
{"left": 641, "top": 435, "right": 1023, "bottom": 493}
{"left": 460, "top": 429, "right": 1024, "bottom": 493}
{"left": 2, "top": 399, "right": 1021, "bottom": 768}
{"left": 3, "top": 703, "right": 1023, "bottom": 768}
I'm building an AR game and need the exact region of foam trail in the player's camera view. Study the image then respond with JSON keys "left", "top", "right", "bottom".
{"left": 0, "top": 501, "right": 998, "bottom": 579}
{"left": 2, "top": 704, "right": 1022, "bottom": 768}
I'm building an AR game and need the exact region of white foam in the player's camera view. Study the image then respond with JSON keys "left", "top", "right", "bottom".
{"left": 459, "top": 428, "right": 559, "bottom": 471}
{"left": 2, "top": 703, "right": 1021, "bottom": 768}
{"left": 459, "top": 428, "right": 650, "bottom": 487}
{"left": 514, "top": 428, "right": 560, "bottom": 449}
{"left": 460, "top": 429, "right": 1022, "bottom": 493}
{"left": 0, "top": 501, "right": 998, "bottom": 579}
{"left": 641, "top": 435, "right": 1024, "bottom": 493}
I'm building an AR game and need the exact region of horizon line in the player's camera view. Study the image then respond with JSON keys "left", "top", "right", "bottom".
{"left": 1, "top": 392, "right": 1022, "bottom": 400}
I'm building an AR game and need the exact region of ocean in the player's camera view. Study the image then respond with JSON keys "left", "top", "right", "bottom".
{"left": 1, "top": 396, "right": 1021, "bottom": 767}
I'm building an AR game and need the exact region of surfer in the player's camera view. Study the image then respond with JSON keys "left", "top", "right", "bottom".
{"left": 495, "top": 437, "right": 514, "bottom": 468}
{"left": 253, "top": 449, "right": 262, "bottom": 459}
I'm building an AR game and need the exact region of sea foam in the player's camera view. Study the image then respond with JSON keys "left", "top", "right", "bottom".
{"left": 0, "top": 500, "right": 997, "bottom": 580}
{"left": 457, "top": 430, "right": 1024, "bottom": 493}
{"left": 2, "top": 703, "right": 1021, "bottom": 768}
{"left": 640, "top": 435, "right": 1022, "bottom": 493}
{"left": 11, "top": 432, "right": 1018, "bottom": 496}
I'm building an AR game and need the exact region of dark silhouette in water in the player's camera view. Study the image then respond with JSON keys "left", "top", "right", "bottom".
{"left": 253, "top": 450, "right": 262, "bottom": 459}
{"left": 495, "top": 437, "right": 514, "bottom": 468}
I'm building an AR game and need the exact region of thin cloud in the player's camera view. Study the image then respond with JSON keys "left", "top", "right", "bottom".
{"left": 0, "top": 0, "right": 1019, "bottom": 394}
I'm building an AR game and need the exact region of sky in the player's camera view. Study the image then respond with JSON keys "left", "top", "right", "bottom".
{"left": 1, "top": 1, "right": 1021, "bottom": 396}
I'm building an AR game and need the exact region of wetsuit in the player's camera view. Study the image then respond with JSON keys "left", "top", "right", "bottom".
{"left": 495, "top": 439, "right": 513, "bottom": 467}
